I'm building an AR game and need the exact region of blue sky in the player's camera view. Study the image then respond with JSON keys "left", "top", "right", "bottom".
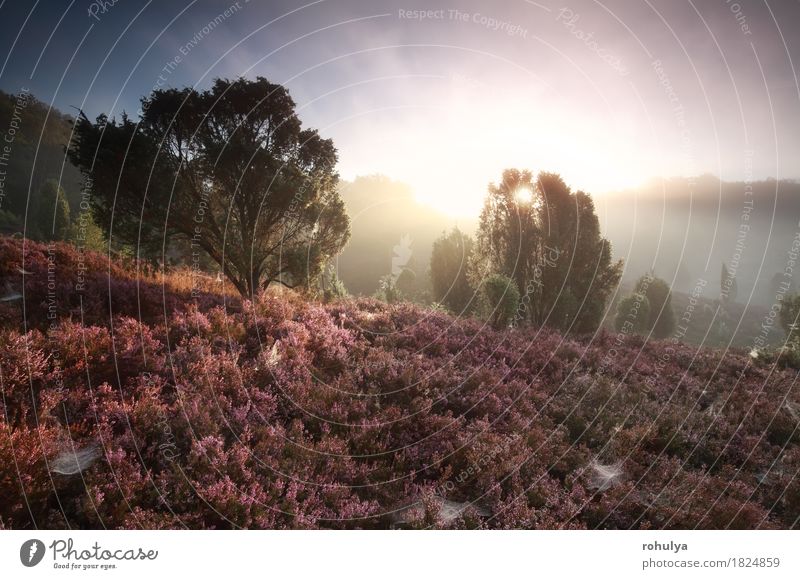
{"left": 2, "top": 0, "right": 799, "bottom": 215}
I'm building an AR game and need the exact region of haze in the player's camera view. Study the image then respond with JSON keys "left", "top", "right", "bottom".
{"left": 1, "top": 0, "right": 799, "bottom": 216}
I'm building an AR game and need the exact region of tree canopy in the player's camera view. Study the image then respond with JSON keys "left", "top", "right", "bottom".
{"left": 471, "top": 169, "right": 622, "bottom": 333}
{"left": 68, "top": 77, "right": 350, "bottom": 297}
{"left": 614, "top": 292, "right": 651, "bottom": 334}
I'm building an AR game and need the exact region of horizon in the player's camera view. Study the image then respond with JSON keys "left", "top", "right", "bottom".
{"left": 343, "top": 171, "right": 800, "bottom": 218}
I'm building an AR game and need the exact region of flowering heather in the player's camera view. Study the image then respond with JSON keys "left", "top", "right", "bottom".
{"left": 0, "top": 237, "right": 230, "bottom": 330}
{"left": 1, "top": 238, "right": 799, "bottom": 529}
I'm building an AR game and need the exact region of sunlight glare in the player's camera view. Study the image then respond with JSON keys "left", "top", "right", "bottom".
{"left": 514, "top": 185, "right": 534, "bottom": 205}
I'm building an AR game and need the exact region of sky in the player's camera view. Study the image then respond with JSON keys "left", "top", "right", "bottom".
{"left": 1, "top": 0, "right": 799, "bottom": 216}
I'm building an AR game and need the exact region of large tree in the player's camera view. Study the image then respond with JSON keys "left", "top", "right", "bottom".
{"left": 68, "top": 77, "right": 349, "bottom": 297}
{"left": 430, "top": 227, "right": 475, "bottom": 314}
{"left": 471, "top": 169, "right": 622, "bottom": 333}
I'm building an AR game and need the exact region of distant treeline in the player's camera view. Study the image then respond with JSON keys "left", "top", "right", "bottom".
{"left": 597, "top": 175, "right": 800, "bottom": 304}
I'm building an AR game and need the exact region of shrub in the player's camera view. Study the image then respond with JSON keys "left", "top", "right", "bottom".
{"left": 375, "top": 274, "right": 401, "bottom": 304}
{"left": 32, "top": 180, "right": 70, "bottom": 241}
{"left": 321, "top": 269, "right": 348, "bottom": 303}
{"left": 635, "top": 273, "right": 675, "bottom": 338}
{"left": 0, "top": 240, "right": 796, "bottom": 530}
{"left": 780, "top": 294, "right": 800, "bottom": 343}
{"left": 0, "top": 237, "right": 230, "bottom": 329}
{"left": 430, "top": 228, "right": 475, "bottom": 314}
{"left": 614, "top": 293, "right": 651, "bottom": 334}
{"left": 480, "top": 274, "right": 520, "bottom": 329}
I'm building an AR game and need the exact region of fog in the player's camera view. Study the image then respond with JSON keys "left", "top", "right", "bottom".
{"left": 335, "top": 175, "right": 466, "bottom": 296}
{"left": 597, "top": 175, "right": 800, "bottom": 305}
{"left": 337, "top": 173, "right": 800, "bottom": 310}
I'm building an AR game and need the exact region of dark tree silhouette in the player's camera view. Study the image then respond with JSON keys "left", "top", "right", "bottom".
{"left": 68, "top": 77, "right": 349, "bottom": 297}
{"left": 472, "top": 169, "right": 621, "bottom": 333}
{"left": 614, "top": 292, "right": 651, "bottom": 334}
{"left": 480, "top": 273, "right": 520, "bottom": 329}
{"left": 635, "top": 272, "right": 675, "bottom": 339}
{"left": 0, "top": 90, "right": 83, "bottom": 217}
{"left": 32, "top": 179, "right": 70, "bottom": 241}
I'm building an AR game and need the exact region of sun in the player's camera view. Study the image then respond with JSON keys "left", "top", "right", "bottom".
{"left": 514, "top": 185, "right": 535, "bottom": 205}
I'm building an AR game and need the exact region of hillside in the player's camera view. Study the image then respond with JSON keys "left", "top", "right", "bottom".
{"left": 1, "top": 238, "right": 798, "bottom": 529}
{"left": 0, "top": 90, "right": 83, "bottom": 235}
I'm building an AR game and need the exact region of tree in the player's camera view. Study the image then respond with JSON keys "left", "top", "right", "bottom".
{"left": 614, "top": 293, "right": 651, "bottom": 334}
{"left": 320, "top": 266, "right": 348, "bottom": 302}
{"left": 0, "top": 90, "right": 83, "bottom": 218}
{"left": 480, "top": 274, "right": 520, "bottom": 329}
{"left": 67, "top": 212, "right": 106, "bottom": 253}
{"left": 721, "top": 262, "right": 737, "bottom": 304}
{"left": 32, "top": 179, "right": 70, "bottom": 241}
{"left": 376, "top": 274, "right": 401, "bottom": 304}
{"left": 0, "top": 209, "right": 22, "bottom": 236}
{"left": 395, "top": 268, "right": 417, "bottom": 298}
{"left": 768, "top": 272, "right": 794, "bottom": 303}
{"left": 68, "top": 77, "right": 350, "bottom": 297}
{"left": 780, "top": 294, "right": 800, "bottom": 343}
{"left": 472, "top": 169, "right": 621, "bottom": 333}
{"left": 779, "top": 294, "right": 800, "bottom": 368}
{"left": 635, "top": 272, "right": 675, "bottom": 339}
{"left": 430, "top": 228, "right": 475, "bottom": 314}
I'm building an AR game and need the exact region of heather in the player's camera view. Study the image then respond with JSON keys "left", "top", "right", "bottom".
{"left": 0, "top": 237, "right": 232, "bottom": 329}
{"left": 1, "top": 239, "right": 799, "bottom": 529}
